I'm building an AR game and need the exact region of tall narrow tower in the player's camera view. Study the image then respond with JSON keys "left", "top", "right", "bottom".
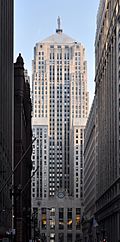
{"left": 0, "top": 0, "right": 14, "bottom": 237}
{"left": 32, "top": 19, "right": 89, "bottom": 241}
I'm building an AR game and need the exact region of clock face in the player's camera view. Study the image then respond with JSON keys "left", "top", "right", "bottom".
{"left": 58, "top": 191, "right": 65, "bottom": 198}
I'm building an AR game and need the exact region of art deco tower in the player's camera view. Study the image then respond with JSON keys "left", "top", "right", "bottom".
{"left": 32, "top": 18, "right": 89, "bottom": 201}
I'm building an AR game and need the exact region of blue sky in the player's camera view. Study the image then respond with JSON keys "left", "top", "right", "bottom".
{"left": 15, "top": 0, "right": 99, "bottom": 106}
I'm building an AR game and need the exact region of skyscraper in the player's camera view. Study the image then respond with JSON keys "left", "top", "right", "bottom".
{"left": 95, "top": 0, "right": 120, "bottom": 241}
{"left": 14, "top": 54, "right": 32, "bottom": 242}
{"left": 0, "top": 0, "right": 14, "bottom": 237}
{"left": 83, "top": 97, "right": 97, "bottom": 241}
{"left": 32, "top": 18, "right": 89, "bottom": 241}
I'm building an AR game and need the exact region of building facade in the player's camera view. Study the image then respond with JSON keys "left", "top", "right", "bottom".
{"left": 31, "top": 18, "right": 89, "bottom": 242}
{"left": 0, "top": 0, "right": 14, "bottom": 239}
{"left": 34, "top": 195, "right": 82, "bottom": 242}
{"left": 14, "top": 54, "right": 32, "bottom": 242}
{"left": 82, "top": 98, "right": 97, "bottom": 242}
{"left": 95, "top": 0, "right": 120, "bottom": 241}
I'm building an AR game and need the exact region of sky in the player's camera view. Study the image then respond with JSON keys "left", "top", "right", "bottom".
{"left": 15, "top": 0, "right": 100, "bottom": 107}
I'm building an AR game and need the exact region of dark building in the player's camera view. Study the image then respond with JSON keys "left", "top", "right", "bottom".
{"left": 95, "top": 0, "right": 120, "bottom": 241}
{"left": 0, "top": 0, "right": 14, "bottom": 238}
{"left": 14, "top": 54, "right": 32, "bottom": 242}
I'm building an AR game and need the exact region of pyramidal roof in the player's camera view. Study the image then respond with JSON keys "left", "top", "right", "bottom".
{"left": 40, "top": 17, "right": 76, "bottom": 45}
{"left": 41, "top": 32, "right": 76, "bottom": 45}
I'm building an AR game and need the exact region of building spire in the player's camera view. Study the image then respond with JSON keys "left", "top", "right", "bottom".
{"left": 56, "top": 16, "right": 63, "bottom": 34}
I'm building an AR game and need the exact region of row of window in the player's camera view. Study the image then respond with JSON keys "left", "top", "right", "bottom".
{"left": 40, "top": 207, "right": 81, "bottom": 230}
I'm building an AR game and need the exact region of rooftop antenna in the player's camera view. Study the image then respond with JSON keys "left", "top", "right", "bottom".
{"left": 56, "top": 16, "right": 63, "bottom": 33}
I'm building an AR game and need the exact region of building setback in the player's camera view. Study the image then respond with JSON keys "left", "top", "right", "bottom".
{"left": 31, "top": 18, "right": 89, "bottom": 242}
{"left": 0, "top": 0, "right": 14, "bottom": 238}
{"left": 95, "top": 0, "right": 120, "bottom": 241}
{"left": 14, "top": 54, "right": 32, "bottom": 242}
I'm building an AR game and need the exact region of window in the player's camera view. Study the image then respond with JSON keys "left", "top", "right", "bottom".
{"left": 50, "top": 233, "right": 55, "bottom": 241}
{"left": 59, "top": 208, "right": 64, "bottom": 230}
{"left": 67, "top": 234, "right": 72, "bottom": 242}
{"left": 50, "top": 208, "right": 55, "bottom": 229}
{"left": 76, "top": 208, "right": 81, "bottom": 230}
{"left": 41, "top": 208, "right": 47, "bottom": 229}
{"left": 119, "top": 43, "right": 120, "bottom": 51}
{"left": 67, "top": 208, "right": 72, "bottom": 230}
{"left": 76, "top": 234, "right": 81, "bottom": 241}
{"left": 59, "top": 233, "right": 64, "bottom": 242}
